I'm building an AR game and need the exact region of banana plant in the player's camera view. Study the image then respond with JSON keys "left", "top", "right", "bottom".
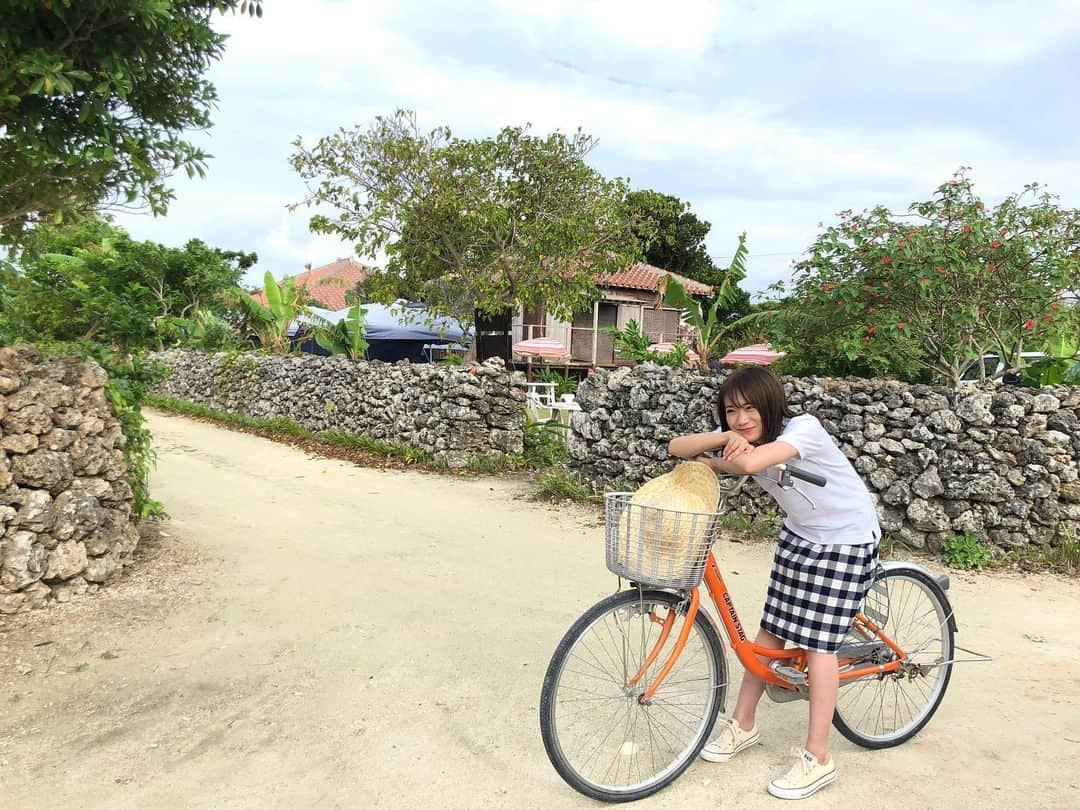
{"left": 232, "top": 271, "right": 313, "bottom": 353}
{"left": 309, "top": 301, "right": 369, "bottom": 359}
{"left": 660, "top": 232, "right": 770, "bottom": 369}
{"left": 1019, "top": 333, "right": 1080, "bottom": 387}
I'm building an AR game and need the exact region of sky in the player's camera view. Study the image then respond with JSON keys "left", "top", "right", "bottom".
{"left": 112, "top": 0, "right": 1080, "bottom": 296}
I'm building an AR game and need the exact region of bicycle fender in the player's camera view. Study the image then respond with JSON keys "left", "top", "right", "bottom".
{"left": 879, "top": 561, "right": 958, "bottom": 634}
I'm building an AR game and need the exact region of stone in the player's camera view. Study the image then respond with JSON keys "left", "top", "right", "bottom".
{"left": 1, "top": 434, "right": 39, "bottom": 454}
{"left": 51, "top": 490, "right": 104, "bottom": 542}
{"left": 0, "top": 371, "right": 21, "bottom": 394}
{"left": 1, "top": 531, "right": 46, "bottom": 589}
{"left": 863, "top": 422, "right": 886, "bottom": 441}
{"left": 84, "top": 553, "right": 119, "bottom": 583}
{"left": 1, "top": 403, "right": 53, "bottom": 435}
{"left": 1031, "top": 393, "right": 1060, "bottom": 413}
{"left": 868, "top": 468, "right": 897, "bottom": 492}
{"left": 42, "top": 428, "right": 78, "bottom": 451}
{"left": 907, "top": 498, "right": 951, "bottom": 532}
{"left": 955, "top": 393, "right": 994, "bottom": 425}
{"left": 877, "top": 505, "right": 904, "bottom": 533}
{"left": 10, "top": 450, "right": 74, "bottom": 493}
{"left": 14, "top": 489, "right": 54, "bottom": 532}
{"left": 853, "top": 456, "right": 877, "bottom": 475}
{"left": 882, "top": 481, "right": 913, "bottom": 507}
{"left": 926, "top": 410, "right": 962, "bottom": 434}
{"left": 912, "top": 467, "right": 945, "bottom": 499}
{"left": 0, "top": 580, "right": 50, "bottom": 614}
{"left": 42, "top": 540, "right": 88, "bottom": 581}
{"left": 879, "top": 438, "right": 906, "bottom": 455}
{"left": 944, "top": 472, "right": 1013, "bottom": 503}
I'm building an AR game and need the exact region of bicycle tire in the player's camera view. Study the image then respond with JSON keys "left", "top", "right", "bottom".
{"left": 832, "top": 565, "right": 955, "bottom": 748}
{"left": 540, "top": 589, "right": 727, "bottom": 803}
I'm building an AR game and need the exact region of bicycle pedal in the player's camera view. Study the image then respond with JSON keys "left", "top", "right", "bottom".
{"left": 772, "top": 665, "right": 807, "bottom": 686}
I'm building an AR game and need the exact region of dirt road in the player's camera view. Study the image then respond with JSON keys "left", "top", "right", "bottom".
{"left": 1, "top": 410, "right": 1078, "bottom": 809}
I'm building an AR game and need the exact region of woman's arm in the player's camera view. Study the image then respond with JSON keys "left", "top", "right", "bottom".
{"left": 668, "top": 431, "right": 732, "bottom": 459}
{"left": 696, "top": 439, "right": 799, "bottom": 476}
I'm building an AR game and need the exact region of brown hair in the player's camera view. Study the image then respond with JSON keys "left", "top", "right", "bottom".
{"left": 715, "top": 366, "right": 793, "bottom": 444}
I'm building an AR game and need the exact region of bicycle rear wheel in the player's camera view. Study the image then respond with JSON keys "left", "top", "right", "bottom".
{"left": 833, "top": 565, "right": 955, "bottom": 748}
{"left": 540, "top": 589, "right": 727, "bottom": 803}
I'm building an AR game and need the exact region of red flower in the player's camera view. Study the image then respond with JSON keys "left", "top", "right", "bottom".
{"left": 898, "top": 240, "right": 905, "bottom": 247}
{"left": 896, "top": 322, "right": 906, "bottom": 330}
{"left": 882, "top": 256, "right": 891, "bottom": 264}
{"left": 1044, "top": 314, "right": 1054, "bottom": 323}
{"left": 1023, "top": 319, "right": 1035, "bottom": 330}
{"left": 999, "top": 228, "right": 1007, "bottom": 235}
{"left": 987, "top": 263, "right": 996, "bottom": 272}
{"left": 836, "top": 299, "right": 844, "bottom": 306}
{"left": 868, "top": 306, "right": 876, "bottom": 315}
{"left": 868, "top": 325, "right": 876, "bottom": 335}
{"left": 962, "top": 225, "right": 971, "bottom": 233}
{"left": 991, "top": 240, "right": 1001, "bottom": 249}
{"left": 1051, "top": 303, "right": 1060, "bottom": 311}
{"left": 920, "top": 277, "right": 929, "bottom": 284}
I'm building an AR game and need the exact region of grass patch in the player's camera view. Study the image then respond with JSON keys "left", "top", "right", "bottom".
{"left": 148, "top": 395, "right": 538, "bottom": 475}
{"left": 942, "top": 530, "right": 993, "bottom": 570}
{"left": 718, "top": 509, "right": 783, "bottom": 542}
{"left": 534, "top": 470, "right": 599, "bottom": 503}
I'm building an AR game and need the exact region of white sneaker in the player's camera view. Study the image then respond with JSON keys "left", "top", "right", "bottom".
{"left": 767, "top": 747, "right": 837, "bottom": 800}
{"left": 699, "top": 716, "right": 760, "bottom": 762}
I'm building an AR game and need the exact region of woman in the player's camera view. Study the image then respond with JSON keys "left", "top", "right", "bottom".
{"left": 668, "top": 366, "right": 880, "bottom": 800}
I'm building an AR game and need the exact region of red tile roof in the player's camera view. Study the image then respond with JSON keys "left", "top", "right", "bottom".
{"left": 252, "top": 258, "right": 374, "bottom": 311}
{"left": 601, "top": 264, "right": 713, "bottom": 297}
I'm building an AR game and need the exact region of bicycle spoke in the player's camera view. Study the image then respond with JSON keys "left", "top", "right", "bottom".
{"left": 545, "top": 592, "right": 723, "bottom": 794}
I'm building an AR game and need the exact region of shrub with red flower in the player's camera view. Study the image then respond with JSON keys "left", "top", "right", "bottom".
{"left": 761, "top": 168, "right": 1079, "bottom": 387}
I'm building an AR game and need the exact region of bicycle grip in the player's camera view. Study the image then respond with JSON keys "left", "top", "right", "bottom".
{"left": 787, "top": 465, "right": 827, "bottom": 487}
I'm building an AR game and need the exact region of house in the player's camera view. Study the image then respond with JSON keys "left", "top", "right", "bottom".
{"left": 512, "top": 264, "right": 713, "bottom": 367}
{"left": 253, "top": 258, "right": 374, "bottom": 311}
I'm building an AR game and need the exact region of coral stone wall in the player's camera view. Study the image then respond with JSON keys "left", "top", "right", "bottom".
{"left": 151, "top": 350, "right": 526, "bottom": 468}
{"left": 566, "top": 365, "right": 1079, "bottom": 553}
{"left": 0, "top": 346, "right": 139, "bottom": 614}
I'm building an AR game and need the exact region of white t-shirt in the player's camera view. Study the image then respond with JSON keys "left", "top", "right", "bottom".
{"left": 723, "top": 414, "right": 880, "bottom": 546}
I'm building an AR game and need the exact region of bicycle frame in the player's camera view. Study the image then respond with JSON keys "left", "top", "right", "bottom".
{"left": 632, "top": 552, "right": 906, "bottom": 704}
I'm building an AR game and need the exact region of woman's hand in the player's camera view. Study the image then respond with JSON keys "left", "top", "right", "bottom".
{"left": 722, "top": 432, "right": 753, "bottom": 461}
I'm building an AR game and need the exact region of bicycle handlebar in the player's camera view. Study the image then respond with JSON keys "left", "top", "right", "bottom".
{"left": 777, "top": 463, "right": 827, "bottom": 488}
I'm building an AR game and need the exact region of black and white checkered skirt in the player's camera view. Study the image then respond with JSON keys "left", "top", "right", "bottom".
{"left": 760, "top": 526, "right": 880, "bottom": 653}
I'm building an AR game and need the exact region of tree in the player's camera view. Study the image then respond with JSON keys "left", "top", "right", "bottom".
{"left": 12, "top": 217, "right": 252, "bottom": 348}
{"left": 661, "top": 233, "right": 772, "bottom": 370}
{"left": 765, "top": 169, "right": 1079, "bottom": 388}
{"left": 626, "top": 190, "right": 718, "bottom": 284}
{"left": 0, "top": 1, "right": 261, "bottom": 247}
{"left": 289, "top": 110, "right": 646, "bottom": 337}
{"left": 626, "top": 188, "right": 753, "bottom": 322}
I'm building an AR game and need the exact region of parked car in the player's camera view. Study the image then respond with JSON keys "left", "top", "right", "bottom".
{"left": 959, "top": 352, "right": 1047, "bottom": 384}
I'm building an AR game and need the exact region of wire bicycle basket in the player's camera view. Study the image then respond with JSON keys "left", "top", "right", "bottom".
{"left": 604, "top": 493, "right": 724, "bottom": 589}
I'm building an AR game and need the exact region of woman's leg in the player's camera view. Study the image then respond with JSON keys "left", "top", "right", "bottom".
{"left": 804, "top": 650, "right": 839, "bottom": 762}
{"left": 731, "top": 627, "right": 785, "bottom": 730}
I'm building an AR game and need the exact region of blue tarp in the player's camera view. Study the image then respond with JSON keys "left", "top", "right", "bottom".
{"left": 292, "top": 302, "right": 470, "bottom": 344}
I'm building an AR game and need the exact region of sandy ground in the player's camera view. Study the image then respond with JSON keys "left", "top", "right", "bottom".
{"left": 1, "top": 409, "right": 1078, "bottom": 810}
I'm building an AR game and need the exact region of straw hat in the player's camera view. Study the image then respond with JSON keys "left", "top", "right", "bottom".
{"left": 629, "top": 461, "right": 720, "bottom": 513}
{"left": 618, "top": 461, "right": 721, "bottom": 577}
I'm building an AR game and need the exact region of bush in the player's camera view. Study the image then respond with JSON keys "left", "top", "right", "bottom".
{"left": 942, "top": 530, "right": 992, "bottom": 570}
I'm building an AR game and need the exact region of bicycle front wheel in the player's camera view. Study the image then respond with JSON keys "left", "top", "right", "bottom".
{"left": 833, "top": 565, "right": 955, "bottom": 748}
{"left": 540, "top": 589, "right": 727, "bottom": 803}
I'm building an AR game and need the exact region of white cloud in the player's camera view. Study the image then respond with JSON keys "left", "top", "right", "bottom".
{"left": 490, "top": 0, "right": 729, "bottom": 53}
{"left": 111, "top": 1, "right": 1080, "bottom": 293}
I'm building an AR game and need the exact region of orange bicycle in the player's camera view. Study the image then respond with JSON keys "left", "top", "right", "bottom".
{"left": 540, "top": 466, "right": 967, "bottom": 803}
